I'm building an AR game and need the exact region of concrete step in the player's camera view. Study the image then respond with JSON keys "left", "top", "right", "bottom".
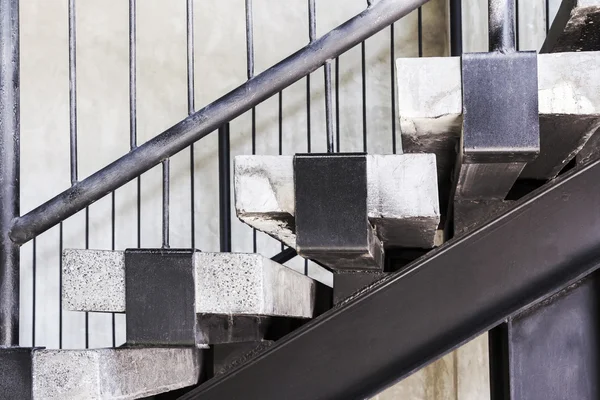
{"left": 234, "top": 154, "right": 441, "bottom": 255}
{"left": 1, "top": 347, "right": 200, "bottom": 399}
{"left": 397, "top": 52, "right": 600, "bottom": 184}
{"left": 62, "top": 249, "right": 319, "bottom": 345}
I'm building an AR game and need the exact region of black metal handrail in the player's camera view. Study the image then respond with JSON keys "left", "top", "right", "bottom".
{"left": 9, "top": 0, "right": 431, "bottom": 246}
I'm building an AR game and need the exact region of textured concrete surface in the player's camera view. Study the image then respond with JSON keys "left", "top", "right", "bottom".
{"left": 196, "top": 252, "right": 314, "bottom": 317}
{"left": 235, "top": 154, "right": 440, "bottom": 249}
{"left": 235, "top": 156, "right": 296, "bottom": 248}
{"left": 63, "top": 249, "right": 315, "bottom": 318}
{"left": 63, "top": 249, "right": 126, "bottom": 312}
{"left": 31, "top": 347, "right": 200, "bottom": 399}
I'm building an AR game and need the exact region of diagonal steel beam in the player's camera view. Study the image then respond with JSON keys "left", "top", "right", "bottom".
{"left": 180, "top": 158, "right": 600, "bottom": 400}
{"left": 541, "top": 0, "right": 600, "bottom": 53}
{"left": 9, "top": 0, "right": 430, "bottom": 245}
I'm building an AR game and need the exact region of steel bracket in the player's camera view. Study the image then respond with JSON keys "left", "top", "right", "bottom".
{"left": 0, "top": 348, "right": 35, "bottom": 399}
{"left": 456, "top": 51, "right": 540, "bottom": 200}
{"left": 294, "top": 153, "right": 384, "bottom": 271}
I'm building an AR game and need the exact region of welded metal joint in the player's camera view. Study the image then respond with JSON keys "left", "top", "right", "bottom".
{"left": 294, "top": 153, "right": 384, "bottom": 271}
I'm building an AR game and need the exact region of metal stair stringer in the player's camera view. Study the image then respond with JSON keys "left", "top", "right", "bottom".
{"left": 181, "top": 156, "right": 600, "bottom": 400}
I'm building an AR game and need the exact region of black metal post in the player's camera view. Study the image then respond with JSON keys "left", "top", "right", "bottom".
{"left": 219, "top": 124, "right": 231, "bottom": 252}
{"left": 9, "top": 0, "right": 430, "bottom": 246}
{"left": 450, "top": 0, "right": 462, "bottom": 56}
{"left": 270, "top": 248, "right": 297, "bottom": 265}
{"left": 0, "top": 0, "right": 20, "bottom": 346}
{"left": 489, "top": 0, "right": 516, "bottom": 52}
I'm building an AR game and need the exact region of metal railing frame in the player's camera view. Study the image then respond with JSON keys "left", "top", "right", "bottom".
{"left": 8, "top": 0, "right": 431, "bottom": 247}
{"left": 0, "top": 0, "right": 466, "bottom": 348}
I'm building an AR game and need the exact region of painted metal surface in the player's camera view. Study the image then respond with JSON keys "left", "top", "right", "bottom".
{"left": 295, "top": 153, "right": 384, "bottom": 271}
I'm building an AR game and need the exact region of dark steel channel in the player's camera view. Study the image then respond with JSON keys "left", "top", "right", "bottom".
{"left": 0, "top": 0, "right": 20, "bottom": 346}
{"left": 324, "top": 60, "right": 334, "bottom": 153}
{"left": 245, "top": 0, "right": 257, "bottom": 254}
{"left": 270, "top": 248, "right": 297, "bottom": 265}
{"left": 9, "top": 0, "right": 431, "bottom": 246}
{"left": 489, "top": 0, "right": 516, "bottom": 52}
{"left": 181, "top": 157, "right": 600, "bottom": 400}
{"left": 390, "top": 23, "right": 396, "bottom": 154}
{"left": 129, "top": 0, "right": 141, "bottom": 250}
{"left": 218, "top": 124, "right": 231, "bottom": 253}
{"left": 450, "top": 0, "right": 462, "bottom": 56}
{"left": 162, "top": 159, "right": 170, "bottom": 248}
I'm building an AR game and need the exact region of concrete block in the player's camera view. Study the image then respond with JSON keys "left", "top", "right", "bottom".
{"left": 63, "top": 250, "right": 316, "bottom": 319}
{"left": 398, "top": 52, "right": 600, "bottom": 184}
{"left": 234, "top": 156, "right": 296, "bottom": 248}
{"left": 31, "top": 347, "right": 200, "bottom": 399}
{"left": 195, "top": 252, "right": 314, "bottom": 317}
{"left": 234, "top": 154, "right": 441, "bottom": 251}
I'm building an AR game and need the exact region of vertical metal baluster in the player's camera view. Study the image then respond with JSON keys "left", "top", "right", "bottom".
{"left": 450, "top": 0, "right": 462, "bottom": 56}
{"left": 68, "top": 0, "right": 89, "bottom": 349}
{"left": 0, "top": 0, "right": 20, "bottom": 348}
{"left": 219, "top": 124, "right": 231, "bottom": 252}
{"left": 418, "top": 7, "right": 423, "bottom": 57}
{"left": 390, "top": 23, "right": 397, "bottom": 154}
{"left": 324, "top": 61, "right": 334, "bottom": 153}
{"left": 245, "top": 0, "right": 257, "bottom": 254}
{"left": 84, "top": 208, "right": 89, "bottom": 348}
{"left": 279, "top": 92, "right": 283, "bottom": 156}
{"left": 305, "top": 0, "right": 316, "bottom": 275}
{"left": 126, "top": 0, "right": 138, "bottom": 348}
{"left": 57, "top": 227, "right": 63, "bottom": 349}
{"left": 515, "top": 0, "right": 520, "bottom": 50}
{"left": 187, "top": 0, "right": 196, "bottom": 250}
{"left": 489, "top": 0, "right": 516, "bottom": 52}
{"left": 129, "top": 0, "right": 141, "bottom": 249}
{"left": 162, "top": 159, "right": 170, "bottom": 248}
{"left": 308, "top": 0, "right": 316, "bottom": 157}
{"left": 545, "top": 0, "right": 550, "bottom": 33}
{"left": 32, "top": 239, "right": 36, "bottom": 346}
{"left": 315, "top": 2, "right": 334, "bottom": 153}
{"left": 69, "top": 0, "right": 78, "bottom": 188}
{"left": 335, "top": 57, "right": 340, "bottom": 153}
{"left": 361, "top": 40, "right": 367, "bottom": 152}
{"left": 279, "top": 90, "right": 284, "bottom": 251}
{"left": 110, "top": 192, "right": 115, "bottom": 347}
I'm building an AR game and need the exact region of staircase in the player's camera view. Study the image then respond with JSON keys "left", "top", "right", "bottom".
{"left": 1, "top": 0, "right": 600, "bottom": 399}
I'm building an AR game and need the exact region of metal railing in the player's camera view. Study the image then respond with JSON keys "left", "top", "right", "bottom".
{"left": 0, "top": 0, "right": 458, "bottom": 350}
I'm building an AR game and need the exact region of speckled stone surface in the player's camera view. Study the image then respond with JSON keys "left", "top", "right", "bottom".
{"left": 63, "top": 250, "right": 315, "bottom": 318}
{"left": 234, "top": 154, "right": 441, "bottom": 249}
{"left": 63, "top": 249, "right": 126, "bottom": 312}
{"left": 195, "top": 252, "right": 315, "bottom": 317}
{"left": 31, "top": 347, "right": 200, "bottom": 399}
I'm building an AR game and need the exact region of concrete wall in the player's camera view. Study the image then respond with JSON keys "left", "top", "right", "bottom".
{"left": 17, "top": 0, "right": 558, "bottom": 398}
